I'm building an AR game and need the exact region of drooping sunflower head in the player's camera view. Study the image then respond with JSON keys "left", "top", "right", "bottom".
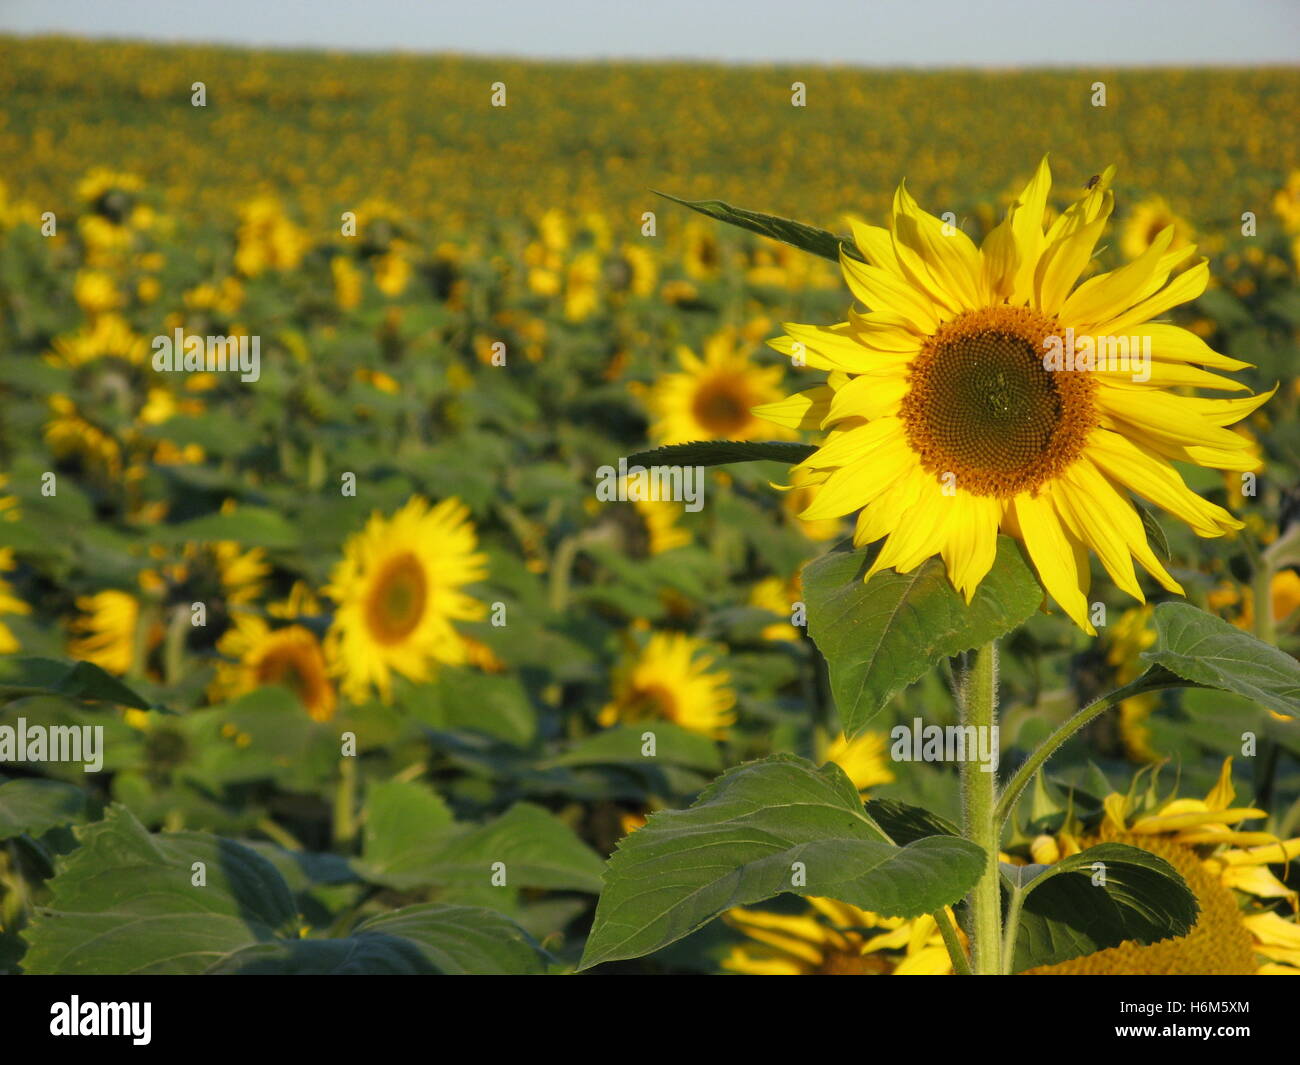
{"left": 324, "top": 496, "right": 488, "bottom": 704}
{"left": 1121, "top": 195, "right": 1193, "bottom": 261}
{"left": 756, "top": 158, "right": 1273, "bottom": 633}
{"left": 598, "top": 631, "right": 736, "bottom": 739}
{"left": 645, "top": 327, "right": 793, "bottom": 446}
{"left": 68, "top": 588, "right": 150, "bottom": 676}
{"left": 1027, "top": 759, "right": 1300, "bottom": 975}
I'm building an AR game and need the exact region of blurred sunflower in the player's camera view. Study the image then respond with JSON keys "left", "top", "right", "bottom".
{"left": 234, "top": 196, "right": 309, "bottom": 276}
{"left": 0, "top": 548, "right": 30, "bottom": 653}
{"left": 324, "top": 496, "right": 487, "bottom": 704}
{"left": 749, "top": 574, "right": 803, "bottom": 642}
{"left": 598, "top": 631, "right": 736, "bottom": 738}
{"left": 723, "top": 899, "right": 955, "bottom": 975}
{"left": 633, "top": 494, "right": 692, "bottom": 555}
{"left": 682, "top": 219, "right": 723, "bottom": 280}
{"left": 210, "top": 588, "right": 336, "bottom": 723}
{"left": 758, "top": 158, "right": 1270, "bottom": 634}
{"left": 45, "top": 312, "right": 148, "bottom": 368}
{"left": 1234, "top": 570, "right": 1300, "bottom": 632}
{"left": 1273, "top": 170, "right": 1300, "bottom": 233}
{"left": 823, "top": 730, "right": 895, "bottom": 794}
{"left": 1029, "top": 759, "right": 1300, "bottom": 975}
{"left": 73, "top": 270, "right": 122, "bottom": 315}
{"left": 645, "top": 327, "right": 792, "bottom": 445}
{"left": 68, "top": 588, "right": 153, "bottom": 675}
{"left": 1120, "top": 196, "right": 1194, "bottom": 260}
{"left": 0, "top": 476, "right": 17, "bottom": 522}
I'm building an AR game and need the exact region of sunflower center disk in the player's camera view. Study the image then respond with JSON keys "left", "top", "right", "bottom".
{"left": 901, "top": 309, "right": 1095, "bottom": 497}
{"left": 692, "top": 380, "right": 750, "bottom": 435}
{"left": 366, "top": 552, "right": 429, "bottom": 644}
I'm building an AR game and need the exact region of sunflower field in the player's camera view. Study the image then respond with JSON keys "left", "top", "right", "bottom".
{"left": 2, "top": 36, "right": 1300, "bottom": 979}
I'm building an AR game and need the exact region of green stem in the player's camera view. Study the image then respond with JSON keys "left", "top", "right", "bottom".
{"left": 932, "top": 907, "right": 972, "bottom": 975}
{"left": 1000, "top": 890, "right": 1027, "bottom": 975}
{"left": 256, "top": 816, "right": 304, "bottom": 852}
{"left": 994, "top": 669, "right": 1182, "bottom": 831}
{"left": 163, "top": 604, "right": 189, "bottom": 687}
{"left": 961, "top": 640, "right": 1001, "bottom": 975}
{"left": 333, "top": 756, "right": 357, "bottom": 849}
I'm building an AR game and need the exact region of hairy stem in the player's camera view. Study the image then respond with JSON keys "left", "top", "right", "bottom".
{"left": 961, "top": 640, "right": 1001, "bottom": 975}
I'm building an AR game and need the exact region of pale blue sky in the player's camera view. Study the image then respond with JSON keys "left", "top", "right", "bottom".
{"left": 1, "top": 0, "right": 1298, "bottom": 65}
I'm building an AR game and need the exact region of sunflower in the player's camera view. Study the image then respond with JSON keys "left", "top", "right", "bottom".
{"left": 234, "top": 196, "right": 308, "bottom": 277}
{"left": 1028, "top": 759, "right": 1300, "bottom": 975}
{"left": 723, "top": 898, "right": 956, "bottom": 975}
{"left": 633, "top": 494, "right": 692, "bottom": 555}
{"left": 1272, "top": 170, "right": 1300, "bottom": 233}
{"left": 823, "top": 730, "right": 896, "bottom": 794}
{"left": 598, "top": 631, "right": 736, "bottom": 739}
{"left": 324, "top": 496, "right": 488, "bottom": 704}
{"left": 757, "top": 159, "right": 1270, "bottom": 633}
{"left": 0, "top": 549, "right": 30, "bottom": 654}
{"left": 73, "top": 270, "right": 122, "bottom": 315}
{"left": 749, "top": 574, "right": 804, "bottom": 642}
{"left": 45, "top": 312, "right": 149, "bottom": 368}
{"left": 211, "top": 614, "right": 336, "bottom": 722}
{"left": 645, "top": 327, "right": 793, "bottom": 446}
{"left": 69, "top": 589, "right": 151, "bottom": 675}
{"left": 1120, "top": 195, "right": 1194, "bottom": 261}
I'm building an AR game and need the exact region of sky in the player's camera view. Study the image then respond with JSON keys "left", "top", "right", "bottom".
{"left": 1, "top": 0, "right": 1298, "bottom": 66}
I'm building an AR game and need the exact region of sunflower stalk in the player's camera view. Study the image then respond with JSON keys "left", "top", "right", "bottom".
{"left": 994, "top": 668, "right": 1184, "bottom": 831}
{"left": 960, "top": 639, "right": 1002, "bottom": 975}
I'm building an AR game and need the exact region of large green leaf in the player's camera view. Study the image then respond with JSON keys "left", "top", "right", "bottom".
{"left": 208, "top": 904, "right": 548, "bottom": 974}
{"left": 359, "top": 782, "right": 603, "bottom": 893}
{"left": 21, "top": 806, "right": 549, "bottom": 975}
{"left": 1005, "top": 842, "right": 1198, "bottom": 973}
{"left": 624, "top": 440, "right": 816, "bottom": 469}
{"left": 21, "top": 805, "right": 299, "bottom": 974}
{"left": 0, "top": 778, "right": 93, "bottom": 840}
{"left": 0, "top": 657, "right": 153, "bottom": 709}
{"left": 1141, "top": 602, "right": 1300, "bottom": 717}
{"left": 578, "top": 754, "right": 984, "bottom": 969}
{"left": 359, "top": 777, "right": 455, "bottom": 887}
{"left": 803, "top": 537, "right": 1043, "bottom": 734}
{"left": 655, "top": 191, "right": 862, "bottom": 264}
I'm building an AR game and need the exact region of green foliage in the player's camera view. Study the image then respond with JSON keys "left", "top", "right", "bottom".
{"left": 1003, "top": 843, "right": 1199, "bottom": 973}
{"left": 1141, "top": 602, "right": 1300, "bottom": 716}
{"left": 580, "top": 755, "right": 984, "bottom": 968}
{"left": 20, "top": 805, "right": 549, "bottom": 974}
{"left": 803, "top": 538, "right": 1044, "bottom": 734}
